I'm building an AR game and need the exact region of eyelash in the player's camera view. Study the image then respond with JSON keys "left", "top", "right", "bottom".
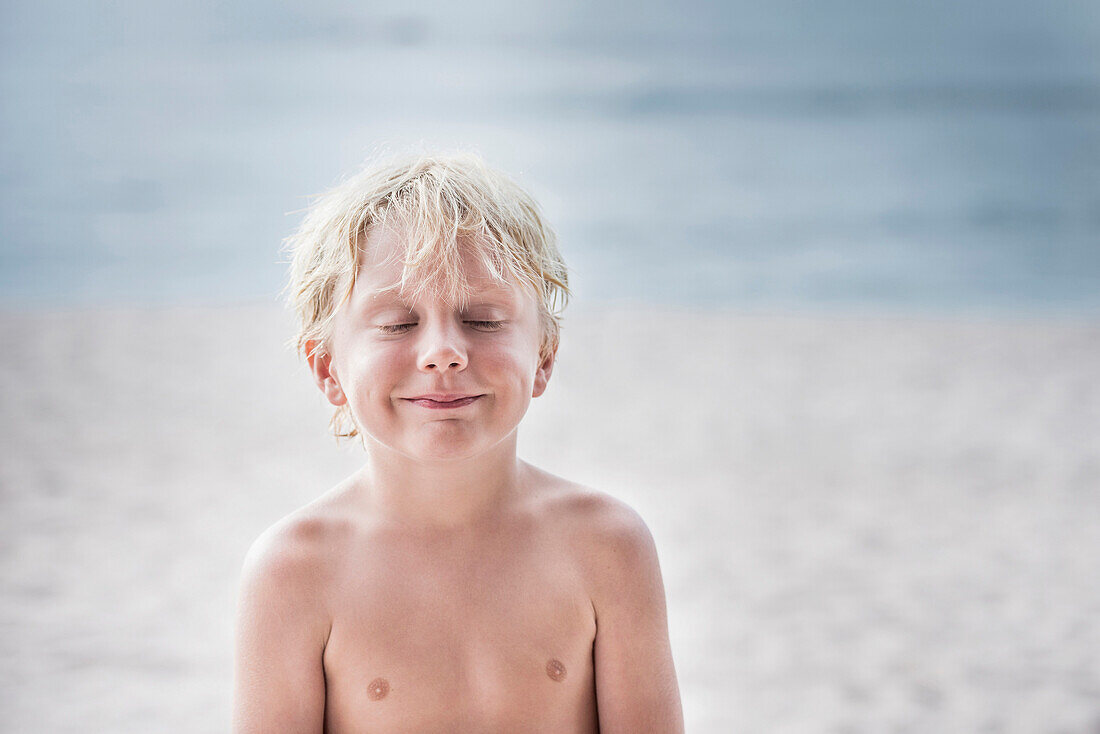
{"left": 377, "top": 320, "right": 505, "bottom": 334}
{"left": 468, "top": 320, "right": 505, "bottom": 331}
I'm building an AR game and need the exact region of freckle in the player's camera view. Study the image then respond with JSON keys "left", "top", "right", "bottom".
{"left": 367, "top": 677, "right": 390, "bottom": 701}
{"left": 545, "top": 658, "right": 566, "bottom": 682}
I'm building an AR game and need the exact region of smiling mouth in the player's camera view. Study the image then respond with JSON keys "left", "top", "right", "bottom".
{"left": 404, "top": 395, "right": 482, "bottom": 409}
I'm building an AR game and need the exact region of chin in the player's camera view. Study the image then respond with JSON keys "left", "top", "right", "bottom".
{"left": 402, "top": 425, "right": 498, "bottom": 462}
{"left": 400, "top": 438, "right": 491, "bottom": 464}
{"left": 418, "top": 445, "right": 481, "bottom": 462}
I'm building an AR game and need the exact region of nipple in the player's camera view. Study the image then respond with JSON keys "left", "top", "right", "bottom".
{"left": 367, "top": 677, "right": 390, "bottom": 701}
{"left": 545, "top": 658, "right": 566, "bottom": 682}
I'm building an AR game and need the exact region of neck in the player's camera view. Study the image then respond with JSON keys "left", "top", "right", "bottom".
{"left": 355, "top": 432, "right": 526, "bottom": 528}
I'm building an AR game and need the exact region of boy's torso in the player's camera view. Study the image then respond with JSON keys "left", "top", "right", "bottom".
{"left": 311, "top": 476, "right": 601, "bottom": 734}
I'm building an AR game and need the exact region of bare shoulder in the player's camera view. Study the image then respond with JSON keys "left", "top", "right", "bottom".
{"left": 239, "top": 485, "right": 359, "bottom": 620}
{"left": 233, "top": 487, "right": 361, "bottom": 732}
{"left": 523, "top": 465, "right": 659, "bottom": 586}
{"left": 523, "top": 472, "right": 684, "bottom": 732}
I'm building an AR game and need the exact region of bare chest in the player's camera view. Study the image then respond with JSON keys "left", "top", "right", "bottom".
{"left": 320, "top": 529, "right": 598, "bottom": 734}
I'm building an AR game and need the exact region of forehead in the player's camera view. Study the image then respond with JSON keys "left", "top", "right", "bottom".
{"left": 353, "top": 225, "right": 531, "bottom": 309}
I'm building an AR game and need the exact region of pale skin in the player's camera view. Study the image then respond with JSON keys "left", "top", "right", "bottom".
{"left": 233, "top": 227, "right": 683, "bottom": 733}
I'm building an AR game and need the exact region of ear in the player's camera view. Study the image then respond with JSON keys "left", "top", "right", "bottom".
{"left": 305, "top": 340, "right": 347, "bottom": 406}
{"left": 532, "top": 345, "right": 556, "bottom": 398}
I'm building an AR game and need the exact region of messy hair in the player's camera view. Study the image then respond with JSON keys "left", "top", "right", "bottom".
{"left": 284, "top": 152, "right": 570, "bottom": 439}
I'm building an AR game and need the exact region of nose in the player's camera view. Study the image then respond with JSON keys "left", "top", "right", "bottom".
{"left": 417, "top": 321, "right": 468, "bottom": 373}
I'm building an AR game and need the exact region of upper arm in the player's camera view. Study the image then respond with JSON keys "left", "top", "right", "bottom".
{"left": 232, "top": 519, "right": 332, "bottom": 734}
{"left": 586, "top": 498, "right": 684, "bottom": 734}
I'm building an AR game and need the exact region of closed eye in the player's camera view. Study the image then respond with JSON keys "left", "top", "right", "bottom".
{"left": 378, "top": 323, "right": 416, "bottom": 334}
{"left": 466, "top": 320, "right": 505, "bottom": 331}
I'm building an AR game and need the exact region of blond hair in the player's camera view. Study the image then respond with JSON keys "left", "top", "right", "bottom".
{"left": 284, "top": 152, "right": 570, "bottom": 439}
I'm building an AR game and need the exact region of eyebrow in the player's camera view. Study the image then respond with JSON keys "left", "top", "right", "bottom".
{"left": 361, "top": 291, "right": 517, "bottom": 313}
{"left": 364, "top": 292, "right": 408, "bottom": 308}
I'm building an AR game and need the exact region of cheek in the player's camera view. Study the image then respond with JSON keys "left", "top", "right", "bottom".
{"left": 481, "top": 342, "right": 540, "bottom": 391}
{"left": 340, "top": 347, "right": 403, "bottom": 402}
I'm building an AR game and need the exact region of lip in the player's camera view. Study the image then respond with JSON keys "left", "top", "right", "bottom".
{"left": 403, "top": 394, "right": 482, "bottom": 409}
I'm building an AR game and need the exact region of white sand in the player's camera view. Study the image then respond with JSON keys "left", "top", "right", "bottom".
{"left": 2, "top": 304, "right": 1098, "bottom": 733}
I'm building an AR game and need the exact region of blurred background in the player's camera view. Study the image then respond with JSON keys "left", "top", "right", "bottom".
{"left": 1, "top": 1, "right": 1099, "bottom": 732}
{"left": 3, "top": 0, "right": 1099, "bottom": 312}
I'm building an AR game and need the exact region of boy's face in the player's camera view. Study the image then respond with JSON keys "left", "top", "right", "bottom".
{"left": 310, "top": 226, "right": 554, "bottom": 462}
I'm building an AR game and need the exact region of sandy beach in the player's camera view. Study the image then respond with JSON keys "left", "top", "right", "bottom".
{"left": 1, "top": 303, "right": 1098, "bottom": 733}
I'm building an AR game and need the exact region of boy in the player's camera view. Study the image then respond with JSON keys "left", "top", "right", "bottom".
{"left": 233, "top": 153, "right": 683, "bottom": 733}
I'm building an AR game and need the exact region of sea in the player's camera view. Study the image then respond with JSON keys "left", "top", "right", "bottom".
{"left": 1, "top": 0, "right": 1098, "bottom": 314}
